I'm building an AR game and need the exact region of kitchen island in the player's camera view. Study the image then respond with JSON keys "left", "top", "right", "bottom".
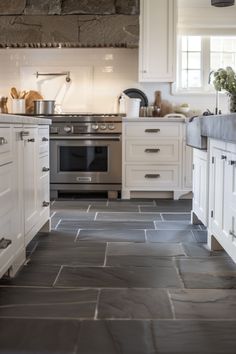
{"left": 0, "top": 114, "right": 51, "bottom": 278}
{"left": 122, "top": 116, "right": 192, "bottom": 200}
{"left": 187, "top": 113, "right": 236, "bottom": 263}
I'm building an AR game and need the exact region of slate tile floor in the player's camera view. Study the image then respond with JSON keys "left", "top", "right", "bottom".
{"left": 1, "top": 198, "right": 236, "bottom": 353}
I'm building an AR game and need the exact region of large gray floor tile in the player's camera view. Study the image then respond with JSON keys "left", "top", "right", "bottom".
{"left": 38, "top": 230, "right": 77, "bottom": 243}
{"left": 55, "top": 266, "right": 182, "bottom": 288}
{"left": 107, "top": 242, "right": 186, "bottom": 257}
{"left": 177, "top": 258, "right": 236, "bottom": 289}
{"left": 57, "top": 220, "right": 155, "bottom": 230}
{"left": 152, "top": 320, "right": 236, "bottom": 353}
{"left": 182, "top": 243, "right": 229, "bottom": 258}
{"left": 0, "top": 288, "right": 98, "bottom": 319}
{"left": 0, "top": 318, "right": 81, "bottom": 354}
{"left": 141, "top": 200, "right": 192, "bottom": 213}
{"left": 78, "top": 229, "right": 145, "bottom": 243}
{"left": 192, "top": 230, "right": 208, "bottom": 243}
{"left": 146, "top": 230, "right": 196, "bottom": 243}
{"left": 108, "top": 199, "right": 155, "bottom": 206}
{"left": 90, "top": 205, "right": 140, "bottom": 212}
{"left": 76, "top": 320, "right": 156, "bottom": 354}
{"left": 30, "top": 242, "right": 106, "bottom": 266}
{"left": 0, "top": 264, "right": 61, "bottom": 287}
{"left": 52, "top": 211, "right": 96, "bottom": 220}
{"left": 96, "top": 212, "right": 161, "bottom": 221}
{"left": 169, "top": 289, "right": 236, "bottom": 319}
{"left": 98, "top": 289, "right": 173, "bottom": 319}
{"left": 161, "top": 213, "right": 191, "bottom": 221}
{"left": 154, "top": 221, "right": 201, "bottom": 230}
{"left": 106, "top": 255, "right": 176, "bottom": 267}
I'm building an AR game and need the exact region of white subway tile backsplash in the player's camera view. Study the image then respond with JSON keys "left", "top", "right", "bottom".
{"left": 0, "top": 47, "right": 229, "bottom": 114}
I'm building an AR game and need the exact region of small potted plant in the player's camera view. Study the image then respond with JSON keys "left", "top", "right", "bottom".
{"left": 213, "top": 66, "right": 236, "bottom": 112}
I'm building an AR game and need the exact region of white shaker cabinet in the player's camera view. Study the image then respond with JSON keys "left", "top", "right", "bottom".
{"left": 122, "top": 120, "right": 192, "bottom": 199}
{"left": 208, "top": 139, "right": 236, "bottom": 262}
{"left": 139, "top": 0, "right": 177, "bottom": 82}
{"left": 192, "top": 149, "right": 208, "bottom": 226}
{"left": 23, "top": 127, "right": 39, "bottom": 236}
{"left": 0, "top": 121, "right": 50, "bottom": 279}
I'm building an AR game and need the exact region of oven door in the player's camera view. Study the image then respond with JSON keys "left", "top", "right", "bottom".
{"left": 50, "top": 135, "right": 121, "bottom": 184}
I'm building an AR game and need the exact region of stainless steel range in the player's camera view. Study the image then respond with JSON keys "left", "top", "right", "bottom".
{"left": 49, "top": 114, "right": 122, "bottom": 198}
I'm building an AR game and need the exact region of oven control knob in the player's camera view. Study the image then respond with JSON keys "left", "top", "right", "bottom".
{"left": 100, "top": 124, "right": 107, "bottom": 130}
{"left": 64, "top": 126, "right": 72, "bottom": 133}
{"left": 108, "top": 124, "right": 115, "bottom": 130}
{"left": 92, "top": 124, "right": 99, "bottom": 131}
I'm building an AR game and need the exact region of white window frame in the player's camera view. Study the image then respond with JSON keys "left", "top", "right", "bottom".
{"left": 173, "top": 35, "right": 236, "bottom": 95}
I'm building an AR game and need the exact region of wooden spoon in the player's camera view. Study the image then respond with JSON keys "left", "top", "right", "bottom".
{"left": 10, "top": 87, "right": 19, "bottom": 99}
{"left": 19, "top": 90, "right": 27, "bottom": 99}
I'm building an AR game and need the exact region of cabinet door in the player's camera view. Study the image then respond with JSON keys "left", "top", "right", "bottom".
{"left": 23, "top": 127, "right": 39, "bottom": 235}
{"left": 192, "top": 149, "right": 207, "bottom": 225}
{"left": 210, "top": 147, "right": 226, "bottom": 237}
{"left": 12, "top": 128, "right": 24, "bottom": 255}
{"left": 139, "top": 0, "right": 177, "bottom": 82}
{"left": 184, "top": 144, "right": 193, "bottom": 190}
{"left": 223, "top": 152, "right": 236, "bottom": 261}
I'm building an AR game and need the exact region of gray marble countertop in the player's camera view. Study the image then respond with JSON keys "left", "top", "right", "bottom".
{"left": 186, "top": 113, "right": 236, "bottom": 149}
{"left": 123, "top": 117, "right": 186, "bottom": 122}
{"left": 0, "top": 114, "right": 51, "bottom": 125}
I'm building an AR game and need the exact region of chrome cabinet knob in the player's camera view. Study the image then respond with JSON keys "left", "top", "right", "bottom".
{"left": 42, "top": 167, "right": 50, "bottom": 172}
{"left": 42, "top": 201, "right": 50, "bottom": 207}
{"left": 91, "top": 124, "right": 99, "bottom": 131}
{"left": 42, "top": 137, "right": 49, "bottom": 142}
{"left": 100, "top": 124, "right": 107, "bottom": 130}
{"left": 108, "top": 124, "right": 115, "bottom": 130}
{"left": 64, "top": 126, "right": 72, "bottom": 133}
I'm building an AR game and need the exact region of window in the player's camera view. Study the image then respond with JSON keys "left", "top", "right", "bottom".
{"left": 177, "top": 36, "right": 236, "bottom": 93}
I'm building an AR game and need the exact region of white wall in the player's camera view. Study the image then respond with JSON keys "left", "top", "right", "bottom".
{"left": 0, "top": 48, "right": 229, "bottom": 114}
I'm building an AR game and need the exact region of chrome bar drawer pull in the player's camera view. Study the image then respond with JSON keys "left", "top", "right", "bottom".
{"left": 228, "top": 160, "right": 236, "bottom": 166}
{"left": 145, "top": 174, "right": 160, "bottom": 179}
{"left": 42, "top": 167, "right": 50, "bottom": 172}
{"left": 0, "top": 137, "right": 8, "bottom": 145}
{"left": 27, "top": 138, "right": 35, "bottom": 143}
{"left": 42, "top": 137, "right": 49, "bottom": 142}
{"left": 0, "top": 238, "right": 12, "bottom": 249}
{"left": 230, "top": 231, "right": 236, "bottom": 238}
{"left": 145, "top": 129, "right": 160, "bottom": 133}
{"left": 42, "top": 201, "right": 50, "bottom": 207}
{"left": 145, "top": 148, "right": 160, "bottom": 153}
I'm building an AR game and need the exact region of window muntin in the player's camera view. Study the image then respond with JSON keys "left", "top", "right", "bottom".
{"left": 177, "top": 36, "right": 236, "bottom": 93}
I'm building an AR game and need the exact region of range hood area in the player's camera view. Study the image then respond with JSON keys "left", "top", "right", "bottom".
{"left": 0, "top": 0, "right": 139, "bottom": 48}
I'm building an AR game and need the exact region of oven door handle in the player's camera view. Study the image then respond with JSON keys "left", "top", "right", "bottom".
{"left": 50, "top": 135, "right": 121, "bottom": 141}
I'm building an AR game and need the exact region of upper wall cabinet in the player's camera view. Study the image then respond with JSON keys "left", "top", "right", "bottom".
{"left": 139, "top": 0, "right": 177, "bottom": 82}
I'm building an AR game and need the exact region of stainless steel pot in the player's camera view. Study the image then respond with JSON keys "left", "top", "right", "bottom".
{"left": 34, "top": 100, "right": 55, "bottom": 115}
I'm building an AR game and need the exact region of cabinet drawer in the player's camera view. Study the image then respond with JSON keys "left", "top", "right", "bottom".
{"left": 39, "top": 155, "right": 50, "bottom": 177}
{"left": 38, "top": 127, "right": 49, "bottom": 156}
{"left": 125, "top": 123, "right": 181, "bottom": 138}
{"left": 125, "top": 139, "right": 179, "bottom": 163}
{"left": 125, "top": 165, "right": 180, "bottom": 188}
{"left": 0, "top": 126, "right": 12, "bottom": 166}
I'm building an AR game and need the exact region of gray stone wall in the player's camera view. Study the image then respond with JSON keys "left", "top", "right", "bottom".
{"left": 0, "top": 0, "right": 139, "bottom": 48}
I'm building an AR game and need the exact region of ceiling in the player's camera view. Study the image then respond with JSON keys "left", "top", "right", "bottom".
{"left": 179, "top": 0, "right": 235, "bottom": 7}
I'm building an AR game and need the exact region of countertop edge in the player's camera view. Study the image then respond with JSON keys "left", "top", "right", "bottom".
{"left": 0, "top": 114, "right": 52, "bottom": 125}
{"left": 123, "top": 117, "right": 186, "bottom": 122}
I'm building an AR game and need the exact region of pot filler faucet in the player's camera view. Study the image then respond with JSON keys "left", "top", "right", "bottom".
{"left": 208, "top": 70, "right": 221, "bottom": 115}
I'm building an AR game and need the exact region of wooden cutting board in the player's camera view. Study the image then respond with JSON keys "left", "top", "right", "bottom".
{"left": 25, "top": 91, "right": 43, "bottom": 113}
